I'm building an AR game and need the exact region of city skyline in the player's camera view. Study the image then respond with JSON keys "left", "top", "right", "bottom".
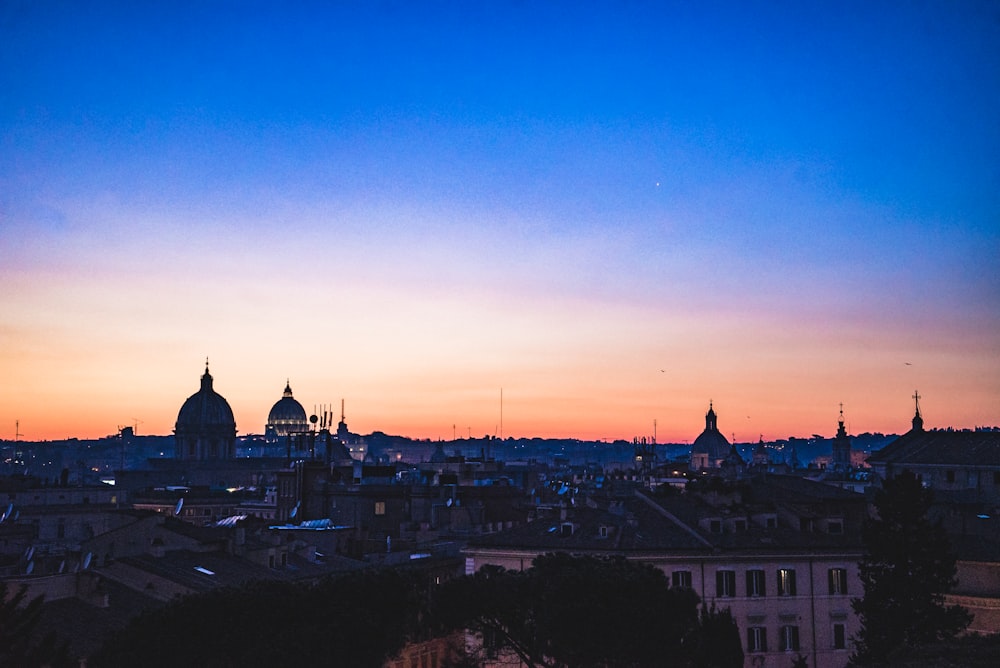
{"left": 2, "top": 2, "right": 998, "bottom": 442}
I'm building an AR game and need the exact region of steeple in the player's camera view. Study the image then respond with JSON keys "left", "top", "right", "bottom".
{"left": 705, "top": 401, "right": 718, "bottom": 431}
{"left": 832, "top": 403, "right": 852, "bottom": 471}
{"left": 911, "top": 390, "right": 924, "bottom": 432}
{"left": 283, "top": 380, "right": 294, "bottom": 398}
{"left": 201, "top": 358, "right": 213, "bottom": 391}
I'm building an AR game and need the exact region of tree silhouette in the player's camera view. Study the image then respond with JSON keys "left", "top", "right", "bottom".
{"left": 437, "top": 552, "right": 742, "bottom": 668}
{"left": 851, "top": 471, "right": 970, "bottom": 665}
{"left": 0, "top": 581, "right": 72, "bottom": 668}
{"left": 90, "top": 569, "right": 436, "bottom": 668}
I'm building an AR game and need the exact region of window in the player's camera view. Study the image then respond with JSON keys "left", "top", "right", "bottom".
{"left": 829, "top": 568, "right": 848, "bottom": 595}
{"left": 734, "top": 519, "right": 747, "bottom": 532}
{"left": 747, "top": 569, "right": 766, "bottom": 597}
{"left": 946, "top": 470, "right": 955, "bottom": 483}
{"left": 994, "top": 471, "right": 1000, "bottom": 485}
{"left": 599, "top": 525, "right": 608, "bottom": 538}
{"left": 780, "top": 625, "right": 800, "bottom": 651}
{"left": 828, "top": 520, "right": 843, "bottom": 534}
{"left": 833, "top": 623, "right": 846, "bottom": 649}
{"left": 374, "top": 501, "right": 386, "bottom": 516}
{"left": 709, "top": 519, "right": 722, "bottom": 533}
{"left": 778, "top": 568, "right": 797, "bottom": 596}
{"left": 766, "top": 516, "right": 777, "bottom": 529}
{"left": 716, "top": 570, "right": 736, "bottom": 597}
{"left": 747, "top": 626, "right": 768, "bottom": 653}
{"left": 672, "top": 570, "right": 692, "bottom": 589}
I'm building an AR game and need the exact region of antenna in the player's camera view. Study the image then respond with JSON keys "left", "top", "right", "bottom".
{"left": 131, "top": 418, "right": 143, "bottom": 435}
{"left": 15, "top": 420, "right": 22, "bottom": 441}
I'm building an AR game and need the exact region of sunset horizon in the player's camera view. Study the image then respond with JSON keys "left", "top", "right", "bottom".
{"left": 3, "top": 3, "right": 997, "bottom": 445}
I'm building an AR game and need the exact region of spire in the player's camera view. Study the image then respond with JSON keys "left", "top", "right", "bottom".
{"left": 705, "top": 401, "right": 718, "bottom": 431}
{"left": 283, "top": 380, "right": 293, "bottom": 398}
{"left": 837, "top": 402, "right": 847, "bottom": 439}
{"left": 911, "top": 390, "right": 924, "bottom": 432}
{"left": 201, "top": 359, "right": 213, "bottom": 391}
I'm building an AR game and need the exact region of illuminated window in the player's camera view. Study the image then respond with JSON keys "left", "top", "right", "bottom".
{"left": 829, "top": 568, "right": 848, "bottom": 595}
{"left": 746, "top": 569, "right": 766, "bottom": 597}
{"left": 778, "top": 568, "right": 797, "bottom": 596}
{"left": 375, "top": 501, "right": 386, "bottom": 516}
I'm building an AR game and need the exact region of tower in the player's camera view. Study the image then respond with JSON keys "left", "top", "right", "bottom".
{"left": 911, "top": 390, "right": 924, "bottom": 432}
{"left": 832, "top": 403, "right": 852, "bottom": 471}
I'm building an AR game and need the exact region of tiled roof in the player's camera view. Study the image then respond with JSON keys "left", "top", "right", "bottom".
{"left": 868, "top": 430, "right": 1000, "bottom": 467}
{"left": 469, "top": 484, "right": 864, "bottom": 556}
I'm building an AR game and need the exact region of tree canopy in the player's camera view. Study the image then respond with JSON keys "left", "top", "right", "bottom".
{"left": 88, "top": 553, "right": 744, "bottom": 667}
{"left": 436, "top": 552, "right": 743, "bottom": 668}
{"left": 90, "top": 569, "right": 438, "bottom": 668}
{"left": 851, "top": 471, "right": 971, "bottom": 665}
{"left": 0, "top": 581, "right": 72, "bottom": 668}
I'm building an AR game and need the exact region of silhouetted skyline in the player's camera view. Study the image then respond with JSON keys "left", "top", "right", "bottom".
{"left": 2, "top": 2, "right": 998, "bottom": 442}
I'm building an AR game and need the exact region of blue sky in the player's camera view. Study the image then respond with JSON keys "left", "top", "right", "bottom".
{"left": 2, "top": 1, "right": 998, "bottom": 440}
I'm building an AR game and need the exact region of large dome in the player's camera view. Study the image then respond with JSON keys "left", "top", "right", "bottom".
{"left": 176, "top": 365, "right": 236, "bottom": 429}
{"left": 174, "top": 362, "right": 237, "bottom": 460}
{"left": 689, "top": 403, "right": 731, "bottom": 470}
{"left": 265, "top": 381, "right": 308, "bottom": 442}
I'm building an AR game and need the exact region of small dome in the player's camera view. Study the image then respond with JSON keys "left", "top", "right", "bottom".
{"left": 176, "top": 365, "right": 236, "bottom": 431}
{"left": 266, "top": 381, "right": 308, "bottom": 441}
{"left": 690, "top": 402, "right": 731, "bottom": 469}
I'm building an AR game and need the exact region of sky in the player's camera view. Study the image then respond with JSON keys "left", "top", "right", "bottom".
{"left": 1, "top": 1, "right": 998, "bottom": 443}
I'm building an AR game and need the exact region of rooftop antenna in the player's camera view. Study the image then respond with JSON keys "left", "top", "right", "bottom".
{"left": 15, "top": 419, "right": 22, "bottom": 442}
{"left": 500, "top": 388, "right": 503, "bottom": 441}
{"left": 132, "top": 418, "right": 143, "bottom": 435}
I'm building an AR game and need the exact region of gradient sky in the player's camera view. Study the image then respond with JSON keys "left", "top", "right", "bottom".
{"left": 2, "top": 1, "right": 998, "bottom": 443}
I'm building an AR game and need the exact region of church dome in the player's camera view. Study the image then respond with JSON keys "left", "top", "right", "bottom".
{"left": 690, "top": 402, "right": 731, "bottom": 470}
{"left": 176, "top": 364, "right": 236, "bottom": 431}
{"left": 265, "top": 381, "right": 308, "bottom": 442}
{"left": 174, "top": 362, "right": 237, "bottom": 460}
